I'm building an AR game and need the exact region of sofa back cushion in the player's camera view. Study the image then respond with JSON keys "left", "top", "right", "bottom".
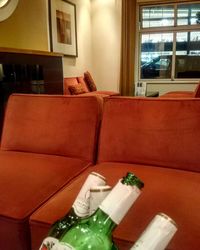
{"left": 63, "top": 77, "right": 90, "bottom": 95}
{"left": 77, "top": 76, "right": 90, "bottom": 92}
{"left": 98, "top": 97, "right": 200, "bottom": 172}
{"left": 1, "top": 94, "right": 103, "bottom": 163}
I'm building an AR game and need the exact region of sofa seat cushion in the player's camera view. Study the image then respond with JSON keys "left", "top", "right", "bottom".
{"left": 160, "top": 84, "right": 200, "bottom": 98}
{"left": 79, "top": 91, "right": 119, "bottom": 97}
{"left": 160, "top": 91, "right": 194, "bottom": 98}
{"left": 92, "top": 90, "right": 119, "bottom": 96}
{"left": 80, "top": 92, "right": 109, "bottom": 98}
{"left": 29, "top": 162, "right": 200, "bottom": 250}
{"left": 0, "top": 150, "right": 90, "bottom": 250}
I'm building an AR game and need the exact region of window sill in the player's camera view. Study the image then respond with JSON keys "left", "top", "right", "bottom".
{"left": 140, "top": 80, "right": 199, "bottom": 84}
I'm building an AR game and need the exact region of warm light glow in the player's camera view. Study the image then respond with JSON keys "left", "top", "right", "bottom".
{"left": 0, "top": 0, "right": 10, "bottom": 8}
{"left": 0, "top": 0, "right": 19, "bottom": 22}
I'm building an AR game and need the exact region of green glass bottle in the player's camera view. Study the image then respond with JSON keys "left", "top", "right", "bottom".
{"left": 53, "top": 172, "right": 144, "bottom": 250}
{"left": 39, "top": 172, "right": 106, "bottom": 250}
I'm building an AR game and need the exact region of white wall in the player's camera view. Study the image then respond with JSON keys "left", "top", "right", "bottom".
{"left": 62, "top": 0, "right": 93, "bottom": 77}
{"left": 63, "top": 0, "right": 122, "bottom": 92}
{"left": 91, "top": 0, "right": 121, "bottom": 91}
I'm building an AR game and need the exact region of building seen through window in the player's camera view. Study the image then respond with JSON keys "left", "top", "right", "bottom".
{"left": 139, "top": 2, "right": 200, "bottom": 81}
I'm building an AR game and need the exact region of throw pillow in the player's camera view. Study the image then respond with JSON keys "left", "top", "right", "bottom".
{"left": 84, "top": 71, "right": 97, "bottom": 92}
{"left": 77, "top": 76, "right": 90, "bottom": 92}
{"left": 68, "top": 84, "right": 87, "bottom": 95}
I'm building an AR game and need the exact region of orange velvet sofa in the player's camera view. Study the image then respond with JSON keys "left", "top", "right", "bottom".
{"left": 30, "top": 97, "right": 200, "bottom": 250}
{"left": 160, "top": 82, "right": 200, "bottom": 98}
{"left": 63, "top": 71, "right": 119, "bottom": 97}
{"left": 0, "top": 94, "right": 103, "bottom": 250}
{"left": 0, "top": 95, "right": 200, "bottom": 250}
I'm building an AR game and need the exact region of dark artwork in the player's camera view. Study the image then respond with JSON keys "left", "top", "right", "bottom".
{"left": 56, "top": 10, "right": 72, "bottom": 45}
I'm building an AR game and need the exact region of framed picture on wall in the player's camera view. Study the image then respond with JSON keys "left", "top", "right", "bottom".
{"left": 48, "top": 0, "right": 78, "bottom": 57}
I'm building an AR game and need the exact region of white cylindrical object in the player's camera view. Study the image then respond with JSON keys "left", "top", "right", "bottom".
{"left": 99, "top": 180, "right": 141, "bottom": 224}
{"left": 72, "top": 172, "right": 106, "bottom": 217}
{"left": 130, "top": 213, "right": 177, "bottom": 250}
{"left": 89, "top": 185, "right": 112, "bottom": 215}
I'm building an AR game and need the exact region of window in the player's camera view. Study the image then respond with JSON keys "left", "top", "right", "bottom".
{"left": 138, "top": 2, "right": 200, "bottom": 81}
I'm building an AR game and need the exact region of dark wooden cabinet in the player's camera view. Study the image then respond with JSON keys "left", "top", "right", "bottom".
{"left": 0, "top": 47, "right": 64, "bottom": 135}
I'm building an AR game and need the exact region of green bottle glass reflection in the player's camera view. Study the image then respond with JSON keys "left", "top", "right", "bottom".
{"left": 48, "top": 207, "right": 79, "bottom": 238}
{"left": 54, "top": 172, "right": 144, "bottom": 250}
{"left": 39, "top": 172, "right": 106, "bottom": 250}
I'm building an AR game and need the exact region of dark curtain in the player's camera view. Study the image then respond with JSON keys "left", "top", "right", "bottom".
{"left": 120, "top": 0, "right": 137, "bottom": 96}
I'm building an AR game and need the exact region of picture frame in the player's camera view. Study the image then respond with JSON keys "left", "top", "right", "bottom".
{"left": 48, "top": 0, "right": 78, "bottom": 57}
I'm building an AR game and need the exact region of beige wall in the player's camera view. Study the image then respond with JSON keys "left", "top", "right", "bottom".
{"left": 63, "top": 0, "right": 122, "bottom": 91}
{"left": 91, "top": 0, "right": 121, "bottom": 91}
{"left": 62, "top": 0, "right": 93, "bottom": 77}
{"left": 0, "top": 0, "right": 49, "bottom": 51}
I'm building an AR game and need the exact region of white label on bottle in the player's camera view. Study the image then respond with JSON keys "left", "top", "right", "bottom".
{"left": 99, "top": 180, "right": 141, "bottom": 224}
{"left": 51, "top": 242, "right": 75, "bottom": 250}
{"left": 39, "top": 237, "right": 59, "bottom": 250}
{"left": 72, "top": 172, "right": 106, "bottom": 217}
{"left": 130, "top": 213, "right": 177, "bottom": 250}
{"left": 89, "top": 185, "right": 111, "bottom": 215}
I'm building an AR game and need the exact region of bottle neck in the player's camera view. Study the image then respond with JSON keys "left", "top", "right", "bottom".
{"left": 89, "top": 208, "right": 117, "bottom": 236}
{"left": 99, "top": 180, "right": 141, "bottom": 225}
{"left": 72, "top": 173, "right": 106, "bottom": 217}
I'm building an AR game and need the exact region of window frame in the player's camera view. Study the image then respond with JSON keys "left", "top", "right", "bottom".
{"left": 137, "top": 1, "right": 200, "bottom": 84}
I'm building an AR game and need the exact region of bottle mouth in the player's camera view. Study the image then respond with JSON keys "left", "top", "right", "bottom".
{"left": 121, "top": 172, "right": 144, "bottom": 189}
{"left": 159, "top": 213, "right": 178, "bottom": 228}
{"left": 90, "top": 185, "right": 112, "bottom": 192}
{"left": 133, "top": 178, "right": 144, "bottom": 189}
{"left": 91, "top": 172, "right": 106, "bottom": 181}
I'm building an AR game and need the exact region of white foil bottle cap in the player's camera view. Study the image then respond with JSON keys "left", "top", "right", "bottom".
{"left": 130, "top": 213, "right": 177, "bottom": 250}
{"left": 99, "top": 180, "right": 141, "bottom": 224}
